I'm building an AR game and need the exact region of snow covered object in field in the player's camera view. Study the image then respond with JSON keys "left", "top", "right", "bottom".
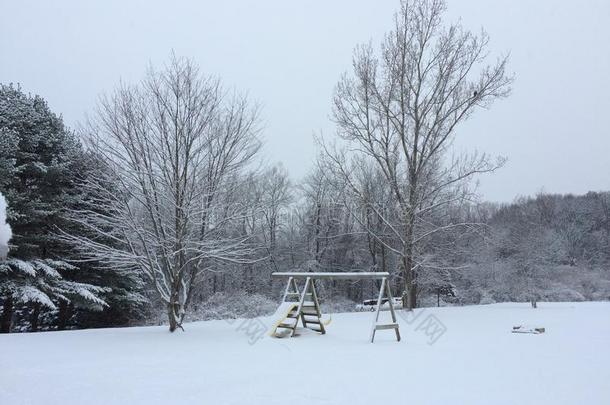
{"left": 0, "top": 192, "right": 11, "bottom": 259}
{"left": 512, "top": 325, "right": 546, "bottom": 334}
{"left": 355, "top": 297, "right": 403, "bottom": 312}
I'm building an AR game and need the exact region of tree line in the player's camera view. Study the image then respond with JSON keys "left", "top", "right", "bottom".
{"left": 1, "top": 0, "right": 608, "bottom": 333}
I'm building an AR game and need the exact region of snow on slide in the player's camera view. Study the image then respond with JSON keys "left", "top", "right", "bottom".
{"left": 268, "top": 302, "right": 299, "bottom": 336}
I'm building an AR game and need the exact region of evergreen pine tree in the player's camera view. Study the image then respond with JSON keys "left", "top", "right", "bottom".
{"left": 0, "top": 84, "right": 144, "bottom": 332}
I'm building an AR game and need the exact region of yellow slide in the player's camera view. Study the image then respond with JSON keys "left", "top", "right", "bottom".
{"left": 269, "top": 302, "right": 299, "bottom": 337}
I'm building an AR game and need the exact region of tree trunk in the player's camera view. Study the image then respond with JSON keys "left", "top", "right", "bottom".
{"left": 0, "top": 294, "right": 14, "bottom": 333}
{"left": 403, "top": 178, "right": 418, "bottom": 311}
{"left": 403, "top": 242, "right": 418, "bottom": 311}
{"left": 406, "top": 278, "right": 417, "bottom": 310}
{"left": 57, "top": 300, "right": 71, "bottom": 331}
{"left": 167, "top": 302, "right": 179, "bottom": 332}
{"left": 30, "top": 302, "right": 41, "bottom": 332}
{"left": 167, "top": 288, "right": 183, "bottom": 332}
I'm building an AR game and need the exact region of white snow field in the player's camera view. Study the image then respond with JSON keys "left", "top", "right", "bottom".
{"left": 1, "top": 302, "right": 609, "bottom": 405}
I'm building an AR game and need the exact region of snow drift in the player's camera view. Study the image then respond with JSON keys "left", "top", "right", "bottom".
{"left": 1, "top": 302, "right": 609, "bottom": 405}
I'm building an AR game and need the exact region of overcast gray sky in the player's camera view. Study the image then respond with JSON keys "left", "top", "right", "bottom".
{"left": 1, "top": 0, "right": 609, "bottom": 202}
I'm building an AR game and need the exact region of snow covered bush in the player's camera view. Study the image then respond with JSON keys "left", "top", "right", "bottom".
{"left": 319, "top": 295, "right": 359, "bottom": 313}
{"left": 187, "top": 292, "right": 278, "bottom": 322}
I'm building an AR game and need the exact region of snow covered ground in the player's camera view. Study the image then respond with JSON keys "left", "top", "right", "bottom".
{"left": 1, "top": 302, "right": 609, "bottom": 405}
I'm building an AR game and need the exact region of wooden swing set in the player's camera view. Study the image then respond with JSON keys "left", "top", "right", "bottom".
{"left": 271, "top": 272, "right": 401, "bottom": 343}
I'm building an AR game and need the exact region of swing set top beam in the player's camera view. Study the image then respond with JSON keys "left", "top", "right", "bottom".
{"left": 272, "top": 272, "right": 390, "bottom": 280}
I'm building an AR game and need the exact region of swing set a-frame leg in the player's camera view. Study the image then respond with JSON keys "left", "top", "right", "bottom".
{"left": 370, "top": 277, "right": 401, "bottom": 343}
{"left": 289, "top": 277, "right": 325, "bottom": 336}
{"left": 281, "top": 277, "right": 300, "bottom": 302}
{"left": 304, "top": 278, "right": 325, "bottom": 334}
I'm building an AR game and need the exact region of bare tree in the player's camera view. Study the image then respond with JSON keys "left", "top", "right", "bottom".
{"left": 325, "top": 0, "right": 512, "bottom": 309}
{"left": 65, "top": 55, "right": 262, "bottom": 331}
{"left": 260, "top": 164, "right": 292, "bottom": 253}
{"left": 259, "top": 164, "right": 292, "bottom": 286}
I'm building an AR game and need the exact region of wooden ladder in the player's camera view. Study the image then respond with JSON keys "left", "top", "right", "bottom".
{"left": 297, "top": 277, "right": 326, "bottom": 335}
{"left": 274, "top": 276, "right": 326, "bottom": 337}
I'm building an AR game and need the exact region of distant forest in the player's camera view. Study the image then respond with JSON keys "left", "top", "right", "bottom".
{"left": 1, "top": 81, "right": 608, "bottom": 333}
